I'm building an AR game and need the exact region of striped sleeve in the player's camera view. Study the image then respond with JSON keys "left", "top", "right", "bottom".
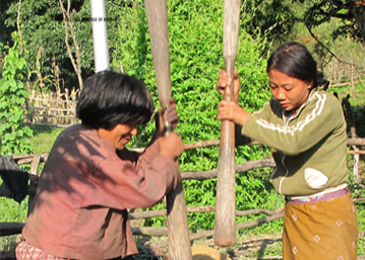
{"left": 241, "top": 93, "right": 344, "bottom": 155}
{"left": 235, "top": 101, "right": 272, "bottom": 146}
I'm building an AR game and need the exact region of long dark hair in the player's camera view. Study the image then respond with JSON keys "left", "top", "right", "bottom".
{"left": 77, "top": 70, "right": 154, "bottom": 130}
{"left": 267, "top": 42, "right": 328, "bottom": 89}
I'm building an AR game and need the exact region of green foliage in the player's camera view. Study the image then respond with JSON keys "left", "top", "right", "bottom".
{"left": 30, "top": 126, "right": 64, "bottom": 154}
{"left": 0, "top": 0, "right": 153, "bottom": 90}
{"left": 240, "top": 1, "right": 365, "bottom": 65}
{"left": 0, "top": 178, "right": 29, "bottom": 251}
{"left": 293, "top": 0, "right": 365, "bottom": 44}
{"left": 242, "top": 0, "right": 296, "bottom": 44}
{"left": 358, "top": 202, "right": 365, "bottom": 255}
{"left": 327, "top": 82, "right": 365, "bottom": 137}
{"left": 286, "top": 22, "right": 365, "bottom": 69}
{"left": 0, "top": 33, "right": 33, "bottom": 155}
{"left": 0, "top": 196, "right": 29, "bottom": 223}
{"left": 113, "top": 0, "right": 280, "bottom": 232}
{"left": 2, "top": 0, "right": 86, "bottom": 89}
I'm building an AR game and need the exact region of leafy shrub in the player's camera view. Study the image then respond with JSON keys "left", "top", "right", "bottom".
{"left": 113, "top": 0, "right": 281, "bottom": 232}
{"left": 0, "top": 32, "right": 33, "bottom": 155}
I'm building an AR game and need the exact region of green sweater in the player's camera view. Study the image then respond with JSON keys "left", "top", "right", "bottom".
{"left": 239, "top": 90, "right": 348, "bottom": 196}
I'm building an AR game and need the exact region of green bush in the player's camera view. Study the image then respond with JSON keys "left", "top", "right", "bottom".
{"left": 0, "top": 32, "right": 33, "bottom": 155}
{"left": 112, "top": 0, "right": 281, "bottom": 232}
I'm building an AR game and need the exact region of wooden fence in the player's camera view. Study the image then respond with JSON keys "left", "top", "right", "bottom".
{"left": 1, "top": 138, "right": 365, "bottom": 259}
{"left": 325, "top": 61, "right": 365, "bottom": 88}
{"left": 22, "top": 62, "right": 365, "bottom": 128}
{"left": 23, "top": 88, "right": 79, "bottom": 127}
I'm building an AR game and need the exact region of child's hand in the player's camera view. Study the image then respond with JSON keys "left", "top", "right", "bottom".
{"left": 218, "top": 100, "right": 251, "bottom": 126}
{"left": 156, "top": 99, "right": 179, "bottom": 134}
{"left": 217, "top": 69, "right": 240, "bottom": 103}
{"left": 158, "top": 132, "right": 184, "bottom": 160}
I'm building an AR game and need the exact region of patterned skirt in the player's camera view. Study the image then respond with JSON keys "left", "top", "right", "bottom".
{"left": 283, "top": 193, "right": 358, "bottom": 260}
{"left": 15, "top": 241, "right": 70, "bottom": 260}
{"left": 15, "top": 241, "right": 130, "bottom": 260}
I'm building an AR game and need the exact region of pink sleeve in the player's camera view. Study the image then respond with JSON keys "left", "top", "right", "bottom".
{"left": 116, "top": 140, "right": 161, "bottom": 170}
{"left": 80, "top": 153, "right": 180, "bottom": 210}
{"left": 136, "top": 141, "right": 161, "bottom": 170}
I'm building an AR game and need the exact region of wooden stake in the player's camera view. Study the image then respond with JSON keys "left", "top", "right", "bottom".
{"left": 144, "top": 0, "right": 192, "bottom": 258}
{"left": 215, "top": 0, "right": 241, "bottom": 246}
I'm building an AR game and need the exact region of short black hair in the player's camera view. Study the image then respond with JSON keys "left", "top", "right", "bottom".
{"left": 267, "top": 42, "right": 327, "bottom": 89}
{"left": 76, "top": 70, "right": 154, "bottom": 130}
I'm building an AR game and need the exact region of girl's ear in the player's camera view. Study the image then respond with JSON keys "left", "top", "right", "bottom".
{"left": 307, "top": 80, "right": 314, "bottom": 90}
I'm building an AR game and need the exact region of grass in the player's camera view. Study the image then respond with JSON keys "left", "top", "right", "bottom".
{"left": 327, "top": 83, "right": 365, "bottom": 107}
{"left": 29, "top": 125, "right": 64, "bottom": 154}
{"left": 288, "top": 19, "right": 365, "bottom": 68}
{"left": 327, "top": 82, "right": 365, "bottom": 137}
{"left": 0, "top": 191, "right": 29, "bottom": 251}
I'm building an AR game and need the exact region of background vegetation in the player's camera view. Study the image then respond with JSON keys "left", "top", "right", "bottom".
{"left": 1, "top": 0, "right": 364, "bottom": 258}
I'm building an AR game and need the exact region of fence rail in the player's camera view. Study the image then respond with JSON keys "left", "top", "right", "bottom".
{"left": 324, "top": 61, "right": 364, "bottom": 89}
{"left": 23, "top": 88, "right": 79, "bottom": 127}
{"left": 1, "top": 137, "right": 364, "bottom": 259}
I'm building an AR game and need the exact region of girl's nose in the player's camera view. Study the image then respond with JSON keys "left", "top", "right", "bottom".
{"left": 131, "top": 127, "right": 138, "bottom": 136}
{"left": 276, "top": 88, "right": 285, "bottom": 100}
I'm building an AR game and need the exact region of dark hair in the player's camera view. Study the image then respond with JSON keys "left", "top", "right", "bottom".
{"left": 267, "top": 42, "right": 328, "bottom": 89}
{"left": 76, "top": 70, "right": 154, "bottom": 130}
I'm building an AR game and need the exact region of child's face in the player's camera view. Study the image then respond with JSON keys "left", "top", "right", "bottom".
{"left": 268, "top": 69, "right": 312, "bottom": 115}
{"left": 99, "top": 124, "right": 137, "bottom": 150}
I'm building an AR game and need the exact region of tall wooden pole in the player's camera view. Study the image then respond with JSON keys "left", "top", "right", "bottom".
{"left": 214, "top": 0, "right": 241, "bottom": 247}
{"left": 144, "top": 1, "right": 192, "bottom": 259}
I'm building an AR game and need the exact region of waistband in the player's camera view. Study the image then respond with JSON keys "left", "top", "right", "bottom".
{"left": 285, "top": 184, "right": 348, "bottom": 204}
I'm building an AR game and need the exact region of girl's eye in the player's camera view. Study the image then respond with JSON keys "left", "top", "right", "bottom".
{"left": 270, "top": 85, "right": 277, "bottom": 89}
{"left": 285, "top": 88, "right": 293, "bottom": 91}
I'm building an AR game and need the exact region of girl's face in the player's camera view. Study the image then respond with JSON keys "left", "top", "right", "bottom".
{"left": 98, "top": 124, "right": 137, "bottom": 150}
{"left": 268, "top": 69, "right": 312, "bottom": 115}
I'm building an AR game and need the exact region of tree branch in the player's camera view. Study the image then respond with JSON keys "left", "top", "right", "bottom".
{"left": 59, "top": 0, "right": 83, "bottom": 90}
{"left": 297, "top": 19, "right": 357, "bottom": 66}
{"left": 69, "top": 9, "right": 83, "bottom": 89}
{"left": 16, "top": 0, "right": 23, "bottom": 55}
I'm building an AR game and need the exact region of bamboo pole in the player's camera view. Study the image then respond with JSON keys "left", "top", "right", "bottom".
{"left": 144, "top": 0, "right": 192, "bottom": 258}
{"left": 215, "top": 0, "right": 241, "bottom": 246}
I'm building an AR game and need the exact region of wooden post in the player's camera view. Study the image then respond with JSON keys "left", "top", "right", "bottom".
{"left": 144, "top": 0, "right": 192, "bottom": 258}
{"left": 28, "top": 154, "right": 41, "bottom": 216}
{"left": 214, "top": 0, "right": 241, "bottom": 247}
{"left": 351, "top": 57, "right": 354, "bottom": 89}
{"left": 166, "top": 181, "right": 192, "bottom": 259}
{"left": 342, "top": 95, "right": 360, "bottom": 183}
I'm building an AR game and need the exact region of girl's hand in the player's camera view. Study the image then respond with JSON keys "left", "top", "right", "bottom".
{"left": 218, "top": 100, "right": 251, "bottom": 126}
{"left": 217, "top": 69, "right": 240, "bottom": 103}
{"left": 164, "top": 101, "right": 178, "bottom": 129}
{"left": 155, "top": 99, "right": 178, "bottom": 135}
{"left": 158, "top": 132, "right": 185, "bottom": 159}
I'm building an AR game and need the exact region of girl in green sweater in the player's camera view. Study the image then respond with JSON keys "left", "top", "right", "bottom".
{"left": 217, "top": 42, "right": 358, "bottom": 260}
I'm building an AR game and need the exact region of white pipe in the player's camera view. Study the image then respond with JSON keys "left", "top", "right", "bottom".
{"left": 90, "top": 0, "right": 110, "bottom": 72}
